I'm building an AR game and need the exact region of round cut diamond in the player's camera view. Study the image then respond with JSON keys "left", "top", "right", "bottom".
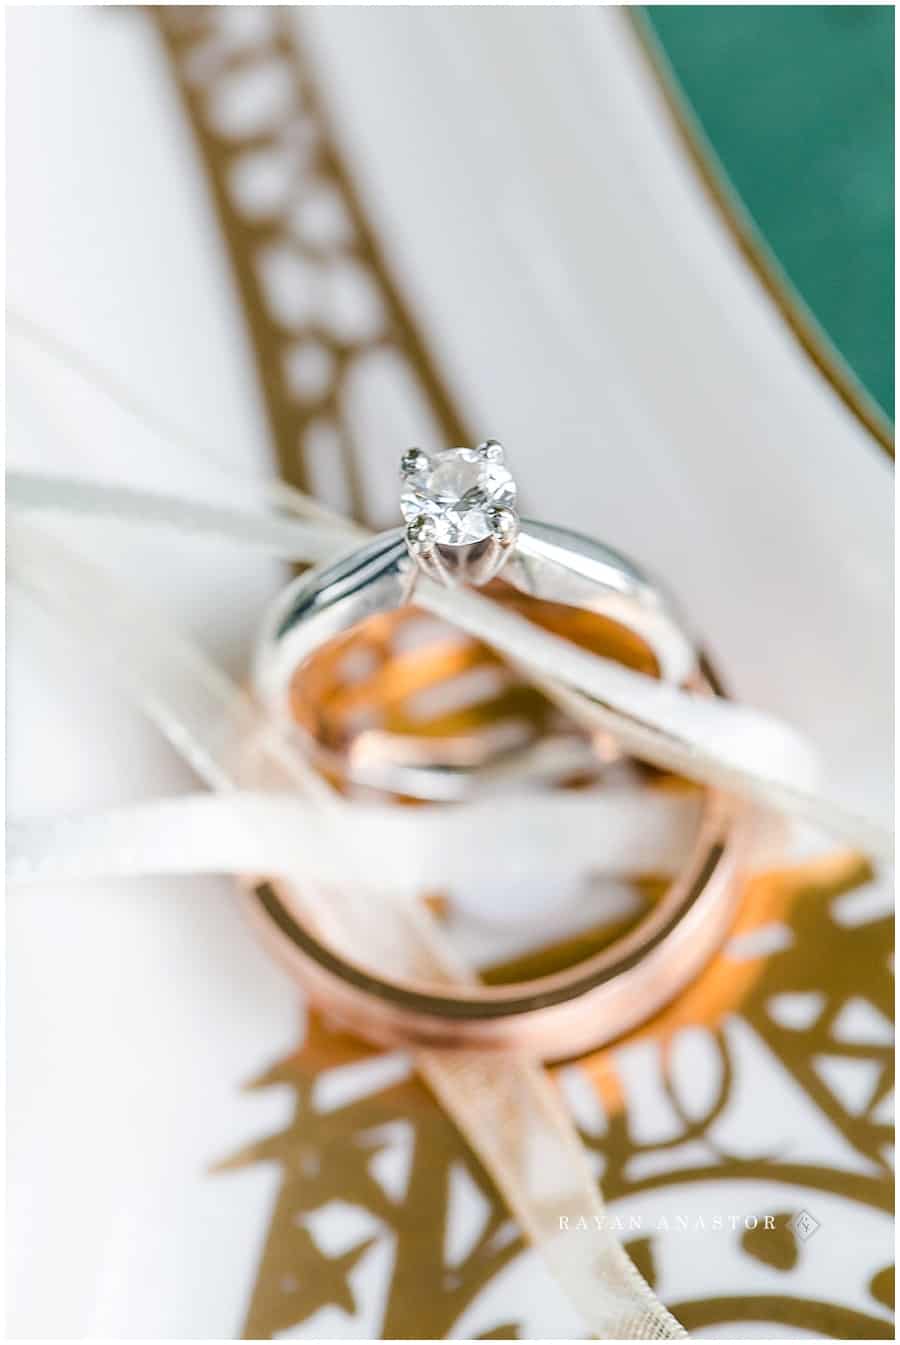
{"left": 400, "top": 447, "right": 517, "bottom": 546}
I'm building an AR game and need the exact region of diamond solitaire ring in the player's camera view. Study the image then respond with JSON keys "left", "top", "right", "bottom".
{"left": 256, "top": 443, "right": 698, "bottom": 772}
{"left": 248, "top": 443, "right": 751, "bottom": 1051}
{"left": 399, "top": 440, "right": 519, "bottom": 586}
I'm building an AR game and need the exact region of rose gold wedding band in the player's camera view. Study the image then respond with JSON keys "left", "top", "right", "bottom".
{"left": 242, "top": 669, "right": 753, "bottom": 1061}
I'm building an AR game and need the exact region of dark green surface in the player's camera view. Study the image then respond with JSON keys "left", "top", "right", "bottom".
{"left": 645, "top": 5, "right": 894, "bottom": 419}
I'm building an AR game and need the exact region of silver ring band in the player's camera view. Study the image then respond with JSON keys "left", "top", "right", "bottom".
{"left": 256, "top": 520, "right": 695, "bottom": 717}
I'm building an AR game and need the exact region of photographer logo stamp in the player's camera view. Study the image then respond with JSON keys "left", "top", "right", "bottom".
{"left": 790, "top": 1210, "right": 822, "bottom": 1243}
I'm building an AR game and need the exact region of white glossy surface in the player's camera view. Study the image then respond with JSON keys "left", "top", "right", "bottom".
{"left": 7, "top": 6, "right": 892, "bottom": 1338}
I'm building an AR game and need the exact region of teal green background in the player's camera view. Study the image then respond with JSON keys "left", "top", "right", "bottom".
{"left": 645, "top": 5, "right": 894, "bottom": 420}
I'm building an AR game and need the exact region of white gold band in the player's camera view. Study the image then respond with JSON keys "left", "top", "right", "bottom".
{"left": 256, "top": 519, "right": 696, "bottom": 724}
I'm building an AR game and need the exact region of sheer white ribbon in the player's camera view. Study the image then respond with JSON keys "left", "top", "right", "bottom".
{"left": 5, "top": 320, "right": 891, "bottom": 1338}
{"left": 8, "top": 788, "right": 704, "bottom": 892}
{"left": 8, "top": 468, "right": 892, "bottom": 858}
{"left": 9, "top": 512, "right": 688, "bottom": 1338}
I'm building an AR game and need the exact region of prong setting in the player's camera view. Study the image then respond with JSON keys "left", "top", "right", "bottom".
{"left": 476, "top": 439, "right": 505, "bottom": 462}
{"left": 400, "top": 441, "right": 518, "bottom": 589}
{"left": 405, "top": 513, "right": 451, "bottom": 587}
{"left": 488, "top": 505, "right": 518, "bottom": 544}
{"left": 400, "top": 447, "right": 429, "bottom": 479}
{"left": 406, "top": 513, "right": 437, "bottom": 549}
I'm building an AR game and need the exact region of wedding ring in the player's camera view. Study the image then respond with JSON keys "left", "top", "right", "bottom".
{"left": 245, "top": 651, "right": 752, "bottom": 1060}
{"left": 255, "top": 441, "right": 697, "bottom": 796}
{"left": 245, "top": 745, "right": 751, "bottom": 1060}
{"left": 248, "top": 606, "right": 751, "bottom": 1059}
{"left": 248, "top": 444, "right": 754, "bottom": 1057}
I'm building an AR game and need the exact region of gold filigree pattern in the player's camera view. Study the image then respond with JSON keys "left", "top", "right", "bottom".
{"left": 153, "top": 6, "right": 468, "bottom": 527}
{"left": 222, "top": 858, "right": 892, "bottom": 1339}
{"left": 219, "top": 1017, "right": 522, "bottom": 1339}
{"left": 583, "top": 852, "right": 893, "bottom": 1335}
